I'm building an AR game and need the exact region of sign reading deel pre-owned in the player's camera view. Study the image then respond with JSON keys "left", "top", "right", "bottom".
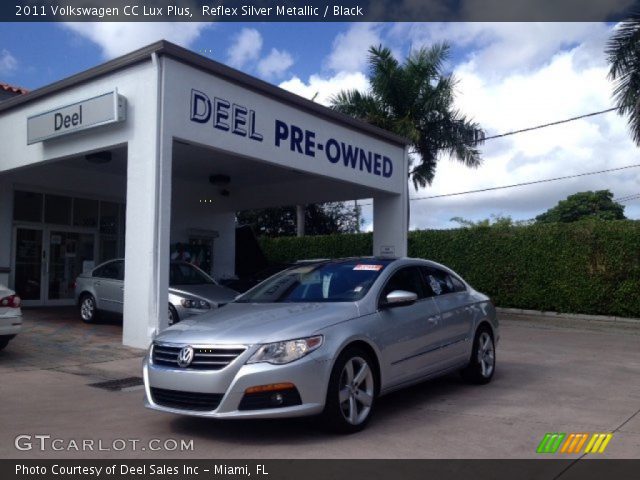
{"left": 27, "top": 91, "right": 126, "bottom": 144}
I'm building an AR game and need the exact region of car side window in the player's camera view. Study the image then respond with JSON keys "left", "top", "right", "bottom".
{"left": 93, "top": 261, "right": 122, "bottom": 280}
{"left": 421, "top": 267, "right": 466, "bottom": 296}
{"left": 380, "top": 267, "right": 425, "bottom": 303}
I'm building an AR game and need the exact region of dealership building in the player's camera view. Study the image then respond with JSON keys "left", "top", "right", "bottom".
{"left": 0, "top": 41, "right": 409, "bottom": 348}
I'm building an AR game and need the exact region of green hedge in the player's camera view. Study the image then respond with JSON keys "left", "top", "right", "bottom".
{"left": 259, "top": 220, "right": 640, "bottom": 318}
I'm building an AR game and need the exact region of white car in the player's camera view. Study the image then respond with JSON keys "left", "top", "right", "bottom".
{"left": 0, "top": 285, "right": 22, "bottom": 350}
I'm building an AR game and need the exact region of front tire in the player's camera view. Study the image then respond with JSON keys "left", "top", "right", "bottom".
{"left": 321, "top": 347, "right": 377, "bottom": 433}
{"left": 168, "top": 304, "right": 179, "bottom": 326}
{"left": 461, "top": 326, "right": 495, "bottom": 384}
{"left": 79, "top": 294, "right": 98, "bottom": 324}
{"left": 0, "top": 336, "right": 12, "bottom": 351}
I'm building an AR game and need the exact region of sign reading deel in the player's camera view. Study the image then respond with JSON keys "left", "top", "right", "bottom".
{"left": 27, "top": 91, "right": 126, "bottom": 145}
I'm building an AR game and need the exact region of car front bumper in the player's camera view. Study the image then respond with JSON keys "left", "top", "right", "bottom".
{"left": 0, "top": 310, "right": 22, "bottom": 336}
{"left": 143, "top": 346, "right": 332, "bottom": 419}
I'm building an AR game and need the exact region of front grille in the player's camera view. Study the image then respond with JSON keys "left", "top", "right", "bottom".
{"left": 152, "top": 343, "right": 246, "bottom": 370}
{"left": 150, "top": 387, "right": 223, "bottom": 411}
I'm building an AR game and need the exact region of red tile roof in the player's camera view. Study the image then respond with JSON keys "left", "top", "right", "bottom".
{"left": 0, "top": 82, "right": 29, "bottom": 95}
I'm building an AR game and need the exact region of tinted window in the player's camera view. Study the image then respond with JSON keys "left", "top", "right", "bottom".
{"left": 237, "top": 260, "right": 389, "bottom": 303}
{"left": 13, "top": 191, "right": 43, "bottom": 222}
{"left": 380, "top": 267, "right": 425, "bottom": 301}
{"left": 421, "top": 267, "right": 465, "bottom": 296}
{"left": 170, "top": 263, "right": 215, "bottom": 286}
{"left": 93, "top": 261, "right": 123, "bottom": 280}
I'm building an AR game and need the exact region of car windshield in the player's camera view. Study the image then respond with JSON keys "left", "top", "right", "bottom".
{"left": 169, "top": 263, "right": 215, "bottom": 286}
{"left": 235, "top": 260, "right": 390, "bottom": 303}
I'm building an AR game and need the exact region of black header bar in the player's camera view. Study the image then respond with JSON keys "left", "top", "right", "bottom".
{"left": 5, "top": 0, "right": 640, "bottom": 22}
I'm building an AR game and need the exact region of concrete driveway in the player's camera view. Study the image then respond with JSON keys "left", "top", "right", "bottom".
{"left": 0, "top": 308, "right": 639, "bottom": 459}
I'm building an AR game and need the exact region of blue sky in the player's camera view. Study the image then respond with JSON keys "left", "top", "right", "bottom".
{"left": 1, "top": 22, "right": 639, "bottom": 228}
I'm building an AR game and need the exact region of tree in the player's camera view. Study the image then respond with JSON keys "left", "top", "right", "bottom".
{"left": 330, "top": 44, "right": 485, "bottom": 188}
{"left": 450, "top": 214, "right": 529, "bottom": 228}
{"left": 535, "top": 190, "right": 626, "bottom": 223}
{"left": 607, "top": 15, "right": 640, "bottom": 145}
{"left": 237, "top": 202, "right": 362, "bottom": 237}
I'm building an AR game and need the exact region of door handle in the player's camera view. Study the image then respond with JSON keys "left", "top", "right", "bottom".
{"left": 94, "top": 281, "right": 101, "bottom": 286}
{"left": 427, "top": 316, "right": 438, "bottom": 325}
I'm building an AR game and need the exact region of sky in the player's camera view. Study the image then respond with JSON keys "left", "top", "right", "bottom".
{"left": 1, "top": 21, "right": 639, "bottom": 230}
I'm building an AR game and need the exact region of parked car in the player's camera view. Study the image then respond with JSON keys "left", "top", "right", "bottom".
{"left": 75, "top": 260, "right": 239, "bottom": 325}
{"left": 0, "top": 285, "right": 22, "bottom": 350}
{"left": 143, "top": 257, "right": 498, "bottom": 432}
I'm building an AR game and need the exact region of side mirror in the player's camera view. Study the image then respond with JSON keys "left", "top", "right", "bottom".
{"left": 382, "top": 290, "right": 418, "bottom": 308}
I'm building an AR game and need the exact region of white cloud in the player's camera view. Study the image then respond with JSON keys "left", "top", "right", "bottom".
{"left": 279, "top": 71, "right": 370, "bottom": 106}
{"left": 389, "top": 22, "right": 610, "bottom": 80}
{"left": 0, "top": 49, "right": 17, "bottom": 75}
{"left": 326, "top": 23, "right": 382, "bottom": 72}
{"left": 227, "top": 28, "right": 263, "bottom": 69}
{"left": 63, "top": 23, "right": 210, "bottom": 59}
{"left": 406, "top": 25, "right": 640, "bottom": 229}
{"left": 257, "top": 48, "right": 294, "bottom": 79}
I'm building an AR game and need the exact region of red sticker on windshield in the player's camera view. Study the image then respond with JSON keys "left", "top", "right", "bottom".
{"left": 353, "top": 264, "right": 383, "bottom": 271}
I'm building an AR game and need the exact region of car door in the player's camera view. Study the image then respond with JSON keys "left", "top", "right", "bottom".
{"left": 93, "top": 260, "right": 124, "bottom": 313}
{"left": 421, "top": 266, "right": 474, "bottom": 364}
{"left": 376, "top": 266, "right": 442, "bottom": 387}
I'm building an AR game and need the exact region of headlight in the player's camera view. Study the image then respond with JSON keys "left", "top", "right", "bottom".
{"left": 181, "top": 298, "right": 211, "bottom": 309}
{"left": 247, "top": 336, "right": 323, "bottom": 365}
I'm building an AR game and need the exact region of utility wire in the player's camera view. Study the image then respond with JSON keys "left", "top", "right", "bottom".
{"left": 411, "top": 164, "right": 640, "bottom": 200}
{"left": 478, "top": 107, "right": 618, "bottom": 143}
{"left": 356, "top": 107, "right": 628, "bottom": 207}
{"left": 355, "top": 163, "right": 640, "bottom": 207}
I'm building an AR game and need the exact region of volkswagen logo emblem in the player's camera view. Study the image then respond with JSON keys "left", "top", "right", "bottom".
{"left": 177, "top": 346, "right": 194, "bottom": 368}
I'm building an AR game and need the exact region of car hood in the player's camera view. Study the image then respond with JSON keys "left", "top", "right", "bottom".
{"left": 169, "top": 284, "right": 238, "bottom": 304}
{"left": 154, "top": 301, "right": 360, "bottom": 345}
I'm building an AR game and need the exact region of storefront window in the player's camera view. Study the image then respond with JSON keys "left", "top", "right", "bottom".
{"left": 100, "top": 201, "right": 119, "bottom": 235}
{"left": 13, "top": 191, "right": 43, "bottom": 223}
{"left": 44, "top": 194, "right": 72, "bottom": 225}
{"left": 73, "top": 198, "right": 99, "bottom": 228}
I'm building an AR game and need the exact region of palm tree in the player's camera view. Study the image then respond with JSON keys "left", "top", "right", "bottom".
{"left": 607, "top": 15, "right": 640, "bottom": 145}
{"left": 330, "top": 44, "right": 485, "bottom": 188}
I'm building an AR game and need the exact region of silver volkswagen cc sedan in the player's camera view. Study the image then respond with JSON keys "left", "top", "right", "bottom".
{"left": 143, "top": 257, "right": 498, "bottom": 432}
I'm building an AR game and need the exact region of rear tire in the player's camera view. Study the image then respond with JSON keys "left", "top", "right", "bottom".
{"left": 461, "top": 325, "right": 495, "bottom": 385}
{"left": 79, "top": 294, "right": 98, "bottom": 324}
{"left": 321, "top": 347, "right": 377, "bottom": 434}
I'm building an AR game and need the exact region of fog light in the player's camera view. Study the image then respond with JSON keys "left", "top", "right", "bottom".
{"left": 245, "top": 382, "right": 295, "bottom": 394}
{"left": 271, "top": 393, "right": 284, "bottom": 406}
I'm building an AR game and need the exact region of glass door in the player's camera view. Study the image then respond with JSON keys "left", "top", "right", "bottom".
{"left": 45, "top": 230, "right": 96, "bottom": 305}
{"left": 13, "top": 227, "right": 44, "bottom": 305}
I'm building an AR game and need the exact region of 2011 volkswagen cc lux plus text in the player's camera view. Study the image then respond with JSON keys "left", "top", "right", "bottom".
{"left": 143, "top": 257, "right": 498, "bottom": 432}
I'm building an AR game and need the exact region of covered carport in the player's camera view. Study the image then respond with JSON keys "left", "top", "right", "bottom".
{"left": 0, "top": 41, "right": 409, "bottom": 349}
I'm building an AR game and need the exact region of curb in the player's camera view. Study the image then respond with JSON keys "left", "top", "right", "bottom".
{"left": 496, "top": 307, "right": 640, "bottom": 325}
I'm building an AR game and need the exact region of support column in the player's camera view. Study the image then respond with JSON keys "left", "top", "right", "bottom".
{"left": 0, "top": 181, "right": 13, "bottom": 287}
{"left": 373, "top": 193, "right": 408, "bottom": 258}
{"left": 372, "top": 145, "right": 409, "bottom": 258}
{"left": 122, "top": 134, "right": 172, "bottom": 348}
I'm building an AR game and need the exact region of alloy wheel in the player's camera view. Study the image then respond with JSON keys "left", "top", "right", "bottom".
{"left": 477, "top": 331, "right": 495, "bottom": 378}
{"left": 338, "top": 356, "right": 375, "bottom": 425}
{"left": 80, "top": 297, "right": 94, "bottom": 321}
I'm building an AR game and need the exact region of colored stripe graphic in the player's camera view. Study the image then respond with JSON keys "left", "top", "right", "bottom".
{"left": 560, "top": 433, "right": 589, "bottom": 453}
{"left": 538, "top": 433, "right": 613, "bottom": 454}
{"left": 584, "top": 433, "right": 613, "bottom": 454}
{"left": 537, "top": 433, "right": 566, "bottom": 453}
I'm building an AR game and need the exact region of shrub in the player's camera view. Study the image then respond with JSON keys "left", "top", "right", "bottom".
{"left": 259, "top": 220, "right": 640, "bottom": 318}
